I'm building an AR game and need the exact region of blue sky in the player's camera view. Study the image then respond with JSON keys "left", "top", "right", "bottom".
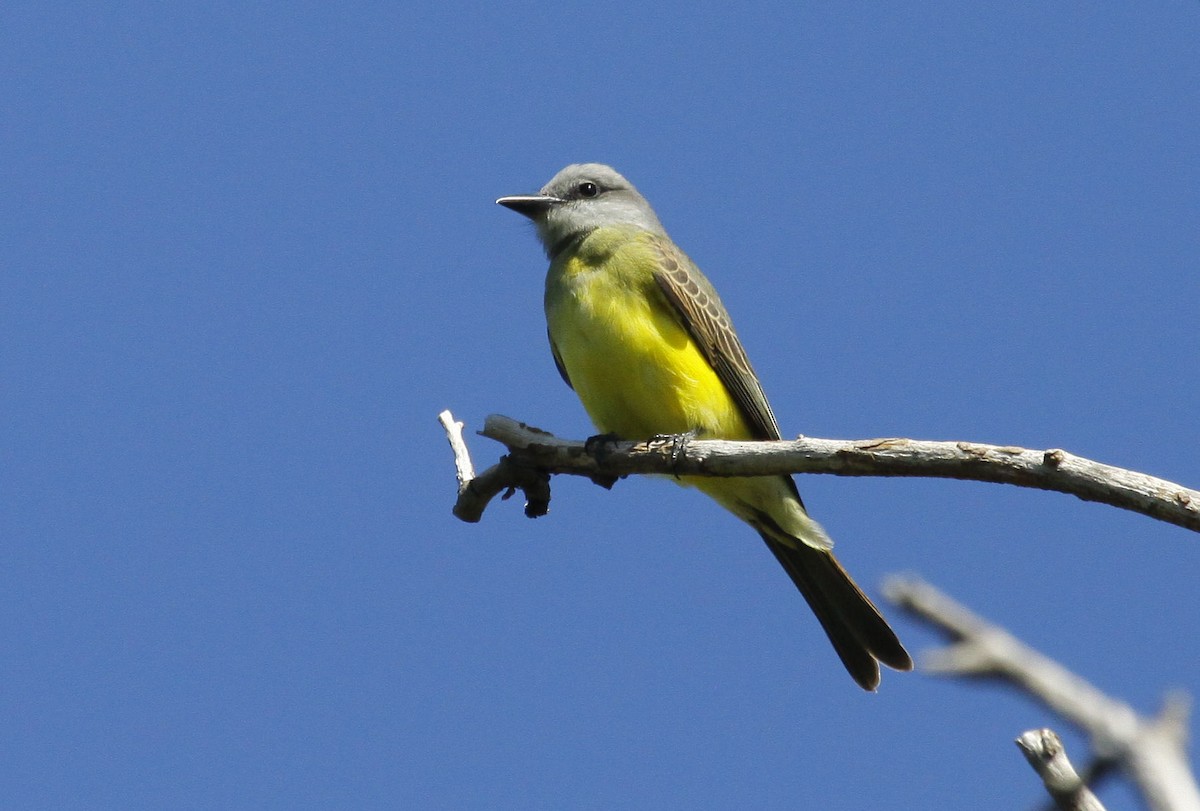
{"left": 3, "top": 3, "right": 1198, "bottom": 808}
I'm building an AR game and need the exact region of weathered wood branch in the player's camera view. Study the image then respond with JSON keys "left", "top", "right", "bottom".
{"left": 438, "top": 412, "right": 1200, "bottom": 532}
{"left": 1016, "top": 728, "right": 1108, "bottom": 811}
{"left": 885, "top": 576, "right": 1200, "bottom": 811}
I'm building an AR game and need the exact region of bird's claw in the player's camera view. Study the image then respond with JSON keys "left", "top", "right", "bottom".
{"left": 583, "top": 433, "right": 623, "bottom": 489}
{"left": 649, "top": 430, "right": 698, "bottom": 468}
{"left": 584, "top": 432, "right": 622, "bottom": 461}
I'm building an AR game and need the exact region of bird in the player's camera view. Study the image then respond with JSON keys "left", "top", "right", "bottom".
{"left": 497, "top": 163, "right": 911, "bottom": 690}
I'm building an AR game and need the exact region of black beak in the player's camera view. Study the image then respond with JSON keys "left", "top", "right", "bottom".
{"left": 496, "top": 194, "right": 562, "bottom": 219}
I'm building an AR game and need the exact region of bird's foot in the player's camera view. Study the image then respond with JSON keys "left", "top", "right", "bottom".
{"left": 583, "top": 433, "right": 623, "bottom": 490}
{"left": 649, "top": 429, "right": 698, "bottom": 468}
{"left": 584, "top": 432, "right": 623, "bottom": 459}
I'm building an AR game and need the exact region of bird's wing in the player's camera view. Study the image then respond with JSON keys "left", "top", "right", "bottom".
{"left": 650, "top": 236, "right": 782, "bottom": 441}
{"left": 548, "top": 331, "right": 574, "bottom": 390}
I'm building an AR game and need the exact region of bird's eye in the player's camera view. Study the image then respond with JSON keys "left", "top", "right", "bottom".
{"left": 577, "top": 181, "right": 599, "bottom": 198}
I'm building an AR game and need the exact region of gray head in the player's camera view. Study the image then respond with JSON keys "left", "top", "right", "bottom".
{"left": 497, "top": 163, "right": 667, "bottom": 259}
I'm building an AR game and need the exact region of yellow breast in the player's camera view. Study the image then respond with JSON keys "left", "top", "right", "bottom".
{"left": 544, "top": 230, "right": 752, "bottom": 441}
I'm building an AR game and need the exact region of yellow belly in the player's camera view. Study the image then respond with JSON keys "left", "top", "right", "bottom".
{"left": 544, "top": 237, "right": 751, "bottom": 442}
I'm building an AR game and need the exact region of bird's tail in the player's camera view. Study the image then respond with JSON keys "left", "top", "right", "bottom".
{"left": 759, "top": 532, "right": 912, "bottom": 690}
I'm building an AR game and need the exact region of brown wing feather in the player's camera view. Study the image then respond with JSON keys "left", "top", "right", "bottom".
{"left": 649, "top": 237, "right": 782, "bottom": 442}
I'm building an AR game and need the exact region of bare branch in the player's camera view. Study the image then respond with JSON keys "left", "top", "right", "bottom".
{"left": 438, "top": 411, "right": 552, "bottom": 523}
{"left": 1016, "top": 729, "right": 1107, "bottom": 811}
{"left": 449, "top": 414, "right": 1200, "bottom": 532}
{"left": 437, "top": 410, "right": 475, "bottom": 492}
{"left": 886, "top": 576, "right": 1200, "bottom": 811}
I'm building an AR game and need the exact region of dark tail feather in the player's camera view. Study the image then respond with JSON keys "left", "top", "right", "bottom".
{"left": 760, "top": 533, "right": 912, "bottom": 690}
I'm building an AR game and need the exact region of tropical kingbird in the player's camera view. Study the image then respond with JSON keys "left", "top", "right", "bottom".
{"left": 497, "top": 164, "right": 911, "bottom": 690}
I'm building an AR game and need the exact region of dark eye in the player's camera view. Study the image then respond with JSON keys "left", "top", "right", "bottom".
{"left": 577, "top": 181, "right": 599, "bottom": 198}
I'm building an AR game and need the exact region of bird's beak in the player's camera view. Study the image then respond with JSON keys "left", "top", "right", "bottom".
{"left": 496, "top": 194, "right": 562, "bottom": 220}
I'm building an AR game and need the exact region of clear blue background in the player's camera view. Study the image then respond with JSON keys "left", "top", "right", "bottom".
{"left": 3, "top": 3, "right": 1198, "bottom": 808}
